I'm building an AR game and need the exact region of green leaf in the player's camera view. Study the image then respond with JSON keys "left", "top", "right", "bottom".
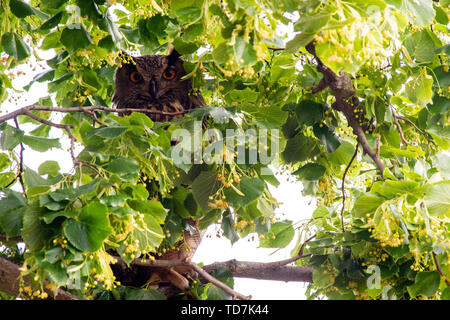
{"left": 282, "top": 134, "right": 316, "bottom": 163}
{"left": 0, "top": 125, "right": 24, "bottom": 150}
{"left": 435, "top": 6, "right": 449, "bottom": 25}
{"left": 191, "top": 171, "right": 221, "bottom": 212}
{"left": 313, "top": 123, "right": 341, "bottom": 154}
{"left": 10, "top": 0, "right": 49, "bottom": 20}
{"left": 22, "top": 135, "right": 61, "bottom": 152}
{"left": 285, "top": 33, "right": 315, "bottom": 53}
{"left": 38, "top": 160, "right": 60, "bottom": 177}
{"left": 22, "top": 205, "right": 52, "bottom": 251}
{"left": 370, "top": 180, "right": 420, "bottom": 199}
{"left": 212, "top": 42, "right": 231, "bottom": 64}
{"left": 24, "top": 167, "right": 51, "bottom": 188}
{"left": 221, "top": 210, "right": 239, "bottom": 244}
{"left": 405, "top": 69, "right": 433, "bottom": 105}
{"left": 64, "top": 202, "right": 112, "bottom": 252}
{"left": 424, "top": 181, "right": 450, "bottom": 217}
{"left": 312, "top": 206, "right": 329, "bottom": 219}
{"left": 48, "top": 178, "right": 99, "bottom": 202}
{"left": 127, "top": 200, "right": 168, "bottom": 225}
{"left": 0, "top": 153, "right": 11, "bottom": 171}
{"left": 442, "top": 287, "right": 450, "bottom": 300}
{"left": 259, "top": 220, "right": 294, "bottom": 248}
{"left": 293, "top": 163, "right": 326, "bottom": 181}
{"left": 294, "top": 13, "right": 331, "bottom": 33}
{"left": 33, "top": 70, "right": 55, "bottom": 83}
{"left": 0, "top": 189, "right": 26, "bottom": 237}
{"left": 36, "top": 12, "right": 63, "bottom": 31}
{"left": 41, "top": 210, "right": 78, "bottom": 224}
{"left": 105, "top": 157, "right": 140, "bottom": 181}
{"left": 404, "top": 30, "right": 435, "bottom": 63}
{"left": 313, "top": 266, "right": 335, "bottom": 288}
{"left": 352, "top": 194, "right": 385, "bottom": 218}
{"left": 295, "top": 100, "right": 325, "bottom": 126}
{"left": 1, "top": 32, "right": 30, "bottom": 62}
{"left": 233, "top": 37, "right": 257, "bottom": 66}
{"left": 60, "top": 24, "right": 92, "bottom": 52}
{"left": 404, "top": 0, "right": 435, "bottom": 26}
{"left": 223, "top": 176, "right": 265, "bottom": 207}
{"left": 327, "top": 141, "right": 355, "bottom": 166}
{"left": 407, "top": 271, "right": 440, "bottom": 298}
{"left": 88, "top": 126, "right": 128, "bottom": 139}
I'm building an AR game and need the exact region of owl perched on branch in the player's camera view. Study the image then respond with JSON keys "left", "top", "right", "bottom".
{"left": 112, "top": 48, "right": 205, "bottom": 122}
{"left": 111, "top": 48, "right": 206, "bottom": 294}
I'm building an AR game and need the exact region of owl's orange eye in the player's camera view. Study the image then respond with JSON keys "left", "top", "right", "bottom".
{"left": 162, "top": 68, "right": 176, "bottom": 80}
{"left": 129, "top": 71, "right": 142, "bottom": 83}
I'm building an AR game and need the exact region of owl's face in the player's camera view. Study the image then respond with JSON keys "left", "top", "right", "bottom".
{"left": 112, "top": 48, "right": 191, "bottom": 109}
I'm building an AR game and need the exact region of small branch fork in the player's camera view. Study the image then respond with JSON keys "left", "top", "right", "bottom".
{"left": 305, "top": 42, "right": 385, "bottom": 175}
{"left": 390, "top": 106, "right": 436, "bottom": 147}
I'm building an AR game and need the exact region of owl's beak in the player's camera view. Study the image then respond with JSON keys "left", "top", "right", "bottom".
{"left": 149, "top": 78, "right": 157, "bottom": 99}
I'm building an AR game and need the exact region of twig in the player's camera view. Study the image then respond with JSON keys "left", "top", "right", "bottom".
{"left": 432, "top": 252, "right": 450, "bottom": 286}
{"left": 0, "top": 105, "right": 189, "bottom": 124}
{"left": 341, "top": 145, "right": 359, "bottom": 232}
{"left": 262, "top": 234, "right": 316, "bottom": 268}
{"left": 132, "top": 258, "right": 251, "bottom": 300}
{"left": 391, "top": 107, "right": 409, "bottom": 147}
{"left": 395, "top": 113, "right": 436, "bottom": 146}
{"left": 13, "top": 119, "right": 26, "bottom": 194}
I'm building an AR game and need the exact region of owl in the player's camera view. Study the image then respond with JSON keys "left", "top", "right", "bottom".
{"left": 111, "top": 48, "right": 206, "bottom": 294}
{"left": 112, "top": 48, "right": 205, "bottom": 122}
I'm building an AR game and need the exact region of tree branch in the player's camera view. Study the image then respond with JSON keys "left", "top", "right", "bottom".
{"left": 132, "top": 258, "right": 251, "bottom": 300}
{"left": 391, "top": 107, "right": 409, "bottom": 147}
{"left": 0, "top": 257, "right": 79, "bottom": 300}
{"left": 0, "top": 105, "right": 188, "bottom": 125}
{"left": 305, "top": 42, "right": 385, "bottom": 175}
{"left": 202, "top": 260, "right": 314, "bottom": 283}
{"left": 432, "top": 252, "right": 450, "bottom": 286}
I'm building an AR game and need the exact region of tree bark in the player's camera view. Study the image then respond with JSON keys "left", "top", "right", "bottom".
{"left": 0, "top": 257, "right": 79, "bottom": 300}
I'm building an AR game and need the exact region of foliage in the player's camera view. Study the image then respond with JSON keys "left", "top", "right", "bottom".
{"left": 0, "top": 0, "right": 449, "bottom": 300}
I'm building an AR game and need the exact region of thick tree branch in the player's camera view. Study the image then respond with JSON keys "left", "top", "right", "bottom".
{"left": 202, "top": 260, "right": 314, "bottom": 283}
{"left": 0, "top": 257, "right": 79, "bottom": 300}
{"left": 305, "top": 42, "right": 385, "bottom": 174}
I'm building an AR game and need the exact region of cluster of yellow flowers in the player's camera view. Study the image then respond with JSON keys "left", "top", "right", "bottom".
{"left": 19, "top": 286, "right": 48, "bottom": 300}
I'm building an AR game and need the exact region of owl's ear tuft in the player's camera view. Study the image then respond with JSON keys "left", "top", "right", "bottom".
{"left": 167, "top": 46, "right": 182, "bottom": 65}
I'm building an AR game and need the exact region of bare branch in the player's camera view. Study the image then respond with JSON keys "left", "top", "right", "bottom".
{"left": 13, "top": 119, "right": 25, "bottom": 194}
